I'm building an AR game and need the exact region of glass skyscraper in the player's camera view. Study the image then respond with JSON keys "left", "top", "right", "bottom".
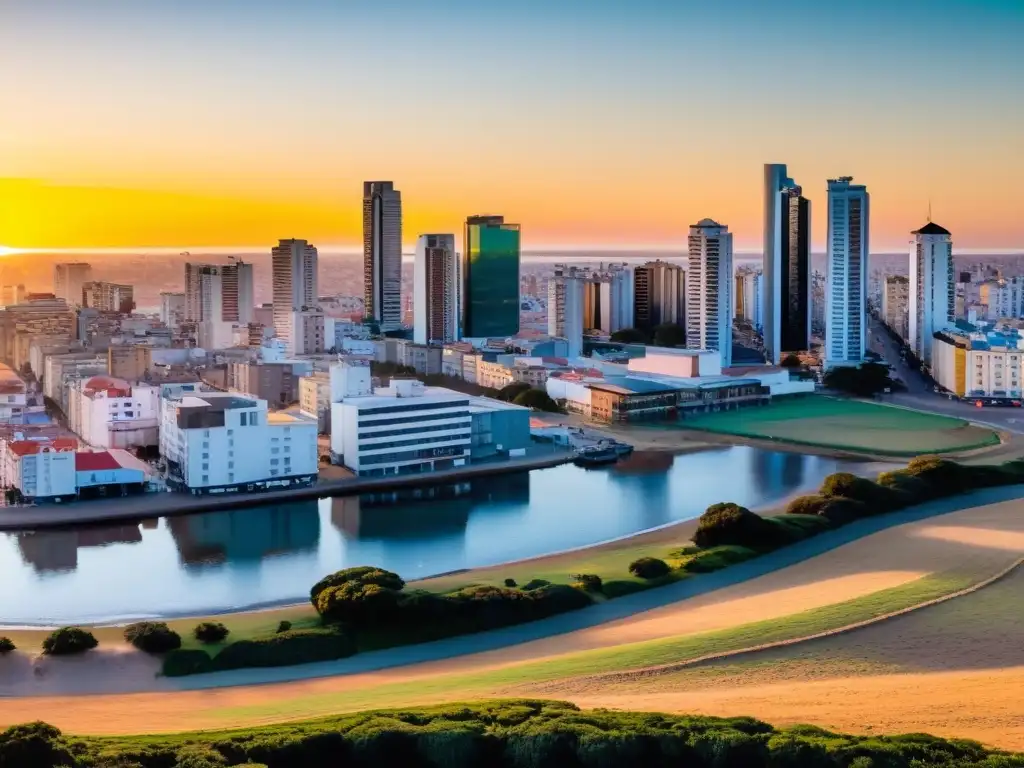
{"left": 461, "top": 215, "right": 520, "bottom": 338}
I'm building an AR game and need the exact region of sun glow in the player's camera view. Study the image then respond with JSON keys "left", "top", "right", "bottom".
{"left": 0, "top": 246, "right": 23, "bottom": 257}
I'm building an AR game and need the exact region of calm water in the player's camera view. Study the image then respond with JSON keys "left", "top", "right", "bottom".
{"left": 0, "top": 447, "right": 848, "bottom": 624}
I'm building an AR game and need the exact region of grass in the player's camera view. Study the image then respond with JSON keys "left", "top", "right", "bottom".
{"left": 681, "top": 396, "right": 1000, "bottom": 455}
{"left": 209, "top": 571, "right": 977, "bottom": 723}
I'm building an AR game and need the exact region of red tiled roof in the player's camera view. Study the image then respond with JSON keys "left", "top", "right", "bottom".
{"left": 8, "top": 438, "right": 78, "bottom": 457}
{"left": 75, "top": 451, "right": 121, "bottom": 471}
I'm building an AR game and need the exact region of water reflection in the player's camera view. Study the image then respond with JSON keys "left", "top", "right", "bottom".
{"left": 168, "top": 503, "right": 320, "bottom": 566}
{"left": 16, "top": 524, "right": 143, "bottom": 574}
{"left": 751, "top": 451, "right": 806, "bottom": 498}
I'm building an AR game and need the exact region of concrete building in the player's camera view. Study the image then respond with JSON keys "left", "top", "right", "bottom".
{"left": 462, "top": 215, "right": 521, "bottom": 339}
{"left": 413, "top": 234, "right": 458, "bottom": 345}
{"left": 0, "top": 296, "right": 75, "bottom": 368}
{"left": 0, "top": 364, "right": 27, "bottom": 424}
{"left": 160, "top": 389, "right": 317, "bottom": 494}
{"left": 185, "top": 261, "right": 254, "bottom": 350}
{"left": 44, "top": 353, "right": 107, "bottom": 410}
{"left": 67, "top": 375, "right": 160, "bottom": 449}
{"left": 762, "top": 165, "right": 811, "bottom": 363}
{"left": 992, "top": 278, "right": 1024, "bottom": 320}
{"left": 299, "top": 372, "right": 331, "bottom": 432}
{"left": 53, "top": 263, "right": 92, "bottom": 307}
{"left": 735, "top": 268, "right": 764, "bottom": 330}
{"left": 882, "top": 275, "right": 910, "bottom": 340}
{"left": 909, "top": 221, "right": 954, "bottom": 366}
{"left": 0, "top": 284, "right": 26, "bottom": 306}
{"left": 584, "top": 264, "right": 634, "bottom": 334}
{"left": 82, "top": 281, "right": 135, "bottom": 314}
{"left": 363, "top": 181, "right": 403, "bottom": 330}
{"left": 227, "top": 361, "right": 303, "bottom": 408}
{"left": 634, "top": 260, "right": 685, "bottom": 331}
{"left": 547, "top": 265, "right": 585, "bottom": 357}
{"left": 825, "top": 176, "right": 870, "bottom": 367}
{"left": 0, "top": 435, "right": 78, "bottom": 502}
{"left": 932, "top": 328, "right": 1023, "bottom": 399}
{"left": 108, "top": 345, "right": 152, "bottom": 381}
{"left": 160, "top": 291, "right": 186, "bottom": 329}
{"left": 686, "top": 219, "right": 733, "bottom": 366}
{"left": 272, "top": 239, "right": 319, "bottom": 354}
{"left": 811, "top": 270, "right": 826, "bottom": 333}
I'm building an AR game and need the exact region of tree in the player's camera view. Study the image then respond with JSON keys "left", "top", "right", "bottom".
{"left": 652, "top": 322, "right": 686, "bottom": 348}
{"left": 193, "top": 622, "right": 230, "bottom": 644}
{"left": 123, "top": 622, "right": 182, "bottom": 654}
{"left": 497, "top": 381, "right": 532, "bottom": 402}
{"left": 780, "top": 353, "right": 802, "bottom": 368}
{"left": 512, "top": 388, "right": 562, "bottom": 412}
{"left": 823, "top": 362, "right": 893, "bottom": 397}
{"left": 609, "top": 327, "right": 649, "bottom": 344}
{"left": 42, "top": 627, "right": 98, "bottom": 656}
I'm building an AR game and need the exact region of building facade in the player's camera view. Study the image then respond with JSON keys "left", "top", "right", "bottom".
{"left": 160, "top": 291, "right": 186, "bottom": 329}
{"left": 882, "top": 275, "right": 910, "bottom": 340}
{"left": 271, "top": 239, "right": 319, "bottom": 354}
{"left": 584, "top": 265, "right": 634, "bottom": 334}
{"left": 932, "top": 330, "right": 1023, "bottom": 399}
{"left": 909, "top": 221, "right": 954, "bottom": 366}
{"left": 462, "top": 215, "right": 521, "bottom": 339}
{"left": 363, "top": 181, "right": 403, "bottom": 330}
{"left": 762, "top": 165, "right": 811, "bottom": 362}
{"left": 633, "top": 260, "right": 685, "bottom": 331}
{"left": 547, "top": 265, "right": 585, "bottom": 357}
{"left": 53, "top": 263, "right": 92, "bottom": 308}
{"left": 686, "top": 219, "right": 733, "bottom": 366}
{"left": 82, "top": 282, "right": 134, "bottom": 314}
{"left": 67, "top": 376, "right": 160, "bottom": 449}
{"left": 413, "top": 234, "right": 458, "bottom": 345}
{"left": 825, "top": 177, "right": 870, "bottom": 367}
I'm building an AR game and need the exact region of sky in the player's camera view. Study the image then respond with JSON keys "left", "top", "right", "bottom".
{"left": 1, "top": 0, "right": 1022, "bottom": 253}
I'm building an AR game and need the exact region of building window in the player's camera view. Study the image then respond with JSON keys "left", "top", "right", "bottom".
{"left": 202, "top": 475, "right": 209, "bottom": 484}
{"left": 270, "top": 458, "right": 279, "bottom": 465}
{"left": 228, "top": 461, "right": 234, "bottom": 469}
{"left": 202, "top": 463, "right": 209, "bottom": 471}
{"left": 202, "top": 453, "right": 209, "bottom": 460}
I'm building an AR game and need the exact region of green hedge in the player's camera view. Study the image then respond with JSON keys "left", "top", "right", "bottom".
{"left": 18, "top": 700, "right": 1023, "bottom": 767}
{"left": 162, "top": 628, "right": 357, "bottom": 677}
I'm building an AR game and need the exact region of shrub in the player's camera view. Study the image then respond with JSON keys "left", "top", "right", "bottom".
{"left": 692, "top": 502, "right": 776, "bottom": 549}
{"left": 570, "top": 574, "right": 603, "bottom": 592}
{"left": 211, "top": 628, "right": 357, "bottom": 672}
{"left": 819, "top": 472, "right": 901, "bottom": 513}
{"left": 601, "top": 580, "right": 649, "bottom": 598}
{"left": 904, "top": 455, "right": 969, "bottom": 496}
{"left": 785, "top": 494, "right": 829, "bottom": 516}
{"left": 310, "top": 566, "right": 405, "bottom": 608}
{"left": 276, "top": 620, "right": 292, "bottom": 634}
{"left": 41, "top": 627, "right": 97, "bottom": 656}
{"left": 123, "top": 622, "right": 182, "bottom": 654}
{"left": 629, "top": 557, "right": 670, "bottom": 579}
{"left": 193, "top": 622, "right": 230, "bottom": 644}
{"left": 815, "top": 497, "right": 868, "bottom": 526}
{"left": 316, "top": 580, "right": 402, "bottom": 625}
{"left": 679, "top": 545, "right": 758, "bottom": 574}
{"left": 876, "top": 470, "right": 932, "bottom": 503}
{"left": 0, "top": 722, "right": 76, "bottom": 768}
{"left": 162, "top": 649, "right": 213, "bottom": 677}
{"left": 0, "top": 637, "right": 14, "bottom": 654}
{"left": 521, "top": 579, "right": 551, "bottom": 591}
{"left": 503, "top": 578, "right": 518, "bottom": 588}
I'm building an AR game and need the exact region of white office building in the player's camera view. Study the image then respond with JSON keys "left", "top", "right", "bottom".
{"left": 363, "top": 181, "right": 403, "bottom": 330}
{"left": 825, "top": 177, "right": 870, "bottom": 367}
{"left": 547, "top": 266, "right": 586, "bottom": 357}
{"left": 909, "top": 221, "right": 954, "bottom": 366}
{"left": 67, "top": 376, "right": 160, "bottom": 449}
{"left": 160, "top": 389, "right": 317, "bottom": 494}
{"left": 184, "top": 261, "right": 254, "bottom": 350}
{"left": 686, "top": 219, "right": 733, "bottom": 367}
{"left": 413, "top": 234, "right": 458, "bottom": 345}
{"left": 271, "top": 239, "right": 319, "bottom": 354}
{"left": 53, "top": 262, "right": 92, "bottom": 307}
{"left": 992, "top": 278, "right": 1024, "bottom": 320}
{"left": 328, "top": 359, "right": 471, "bottom": 477}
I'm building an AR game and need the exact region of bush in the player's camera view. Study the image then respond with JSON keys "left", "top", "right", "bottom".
{"left": 123, "top": 622, "right": 182, "bottom": 654}
{"left": 211, "top": 629, "right": 357, "bottom": 672}
{"left": 41, "top": 627, "right": 98, "bottom": 656}
{"left": 601, "top": 580, "right": 649, "bottom": 598}
{"left": 692, "top": 502, "right": 776, "bottom": 549}
{"left": 876, "top": 469, "right": 932, "bottom": 502}
{"left": 316, "top": 580, "right": 402, "bottom": 625}
{"left": 0, "top": 722, "right": 76, "bottom": 768}
{"left": 310, "top": 566, "right": 405, "bottom": 608}
{"left": 815, "top": 497, "right": 868, "bottom": 525}
{"left": 819, "top": 472, "right": 901, "bottom": 513}
{"left": 521, "top": 579, "right": 551, "bottom": 591}
{"left": 193, "top": 622, "right": 230, "bottom": 644}
{"left": 512, "top": 388, "right": 562, "bottom": 413}
{"left": 904, "top": 455, "right": 969, "bottom": 496}
{"left": 0, "top": 637, "right": 14, "bottom": 654}
{"left": 569, "top": 574, "right": 603, "bottom": 592}
{"left": 629, "top": 557, "right": 670, "bottom": 579}
{"left": 503, "top": 578, "right": 518, "bottom": 588}
{"left": 679, "top": 545, "right": 758, "bottom": 574}
{"left": 162, "top": 649, "right": 213, "bottom": 677}
{"left": 276, "top": 620, "right": 292, "bottom": 634}
{"left": 785, "top": 494, "right": 829, "bottom": 516}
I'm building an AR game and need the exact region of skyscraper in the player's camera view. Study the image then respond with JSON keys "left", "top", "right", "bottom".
{"left": 583, "top": 265, "right": 634, "bottom": 334}
{"left": 53, "top": 262, "right": 92, "bottom": 307}
{"left": 547, "top": 265, "right": 586, "bottom": 358}
{"left": 763, "top": 164, "right": 811, "bottom": 363}
{"left": 633, "top": 260, "right": 685, "bottom": 331}
{"left": 909, "top": 221, "right": 954, "bottom": 365}
{"left": 272, "top": 239, "right": 319, "bottom": 354}
{"left": 461, "top": 215, "right": 521, "bottom": 339}
{"left": 184, "top": 261, "right": 254, "bottom": 324}
{"left": 413, "top": 234, "right": 458, "bottom": 345}
{"left": 825, "top": 177, "right": 870, "bottom": 367}
{"left": 363, "top": 181, "right": 402, "bottom": 330}
{"left": 686, "top": 219, "right": 733, "bottom": 366}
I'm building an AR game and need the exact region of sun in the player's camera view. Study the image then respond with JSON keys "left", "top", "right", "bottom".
{"left": 0, "top": 246, "right": 21, "bottom": 257}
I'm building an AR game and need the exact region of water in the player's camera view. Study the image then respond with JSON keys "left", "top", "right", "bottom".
{"left": 0, "top": 447, "right": 849, "bottom": 624}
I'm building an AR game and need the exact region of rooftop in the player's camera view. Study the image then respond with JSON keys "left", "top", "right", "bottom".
{"left": 75, "top": 451, "right": 122, "bottom": 471}
{"left": 8, "top": 437, "right": 78, "bottom": 457}
{"left": 913, "top": 221, "right": 952, "bottom": 236}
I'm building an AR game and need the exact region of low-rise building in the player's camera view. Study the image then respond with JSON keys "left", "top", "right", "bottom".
{"left": 299, "top": 372, "right": 331, "bottom": 432}
{"left": 0, "top": 435, "right": 78, "bottom": 502}
{"left": 227, "top": 360, "right": 305, "bottom": 408}
{"left": 67, "top": 376, "right": 160, "bottom": 449}
{"left": 932, "top": 328, "right": 1024, "bottom": 399}
{"left": 44, "top": 353, "right": 108, "bottom": 410}
{"left": 75, "top": 450, "right": 148, "bottom": 498}
{"left": 160, "top": 390, "right": 317, "bottom": 494}
{"left": 0, "top": 364, "right": 28, "bottom": 424}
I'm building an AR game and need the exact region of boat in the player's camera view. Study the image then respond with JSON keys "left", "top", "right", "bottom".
{"left": 597, "top": 438, "right": 634, "bottom": 457}
{"left": 573, "top": 446, "right": 620, "bottom": 467}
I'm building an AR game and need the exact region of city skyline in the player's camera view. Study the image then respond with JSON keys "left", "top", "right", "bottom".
{"left": 2, "top": 0, "right": 1023, "bottom": 253}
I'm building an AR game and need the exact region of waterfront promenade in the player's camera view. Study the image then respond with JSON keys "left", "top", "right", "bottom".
{"left": 0, "top": 448, "right": 572, "bottom": 531}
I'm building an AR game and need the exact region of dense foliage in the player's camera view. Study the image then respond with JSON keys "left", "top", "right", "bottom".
{"left": 569, "top": 573, "right": 603, "bottom": 592}
{"left": 628, "top": 556, "right": 671, "bottom": 579}
{"left": 609, "top": 327, "right": 648, "bottom": 343}
{"left": 42, "top": 627, "right": 98, "bottom": 656}
{"left": 511, "top": 388, "right": 562, "bottom": 413}
{"left": 692, "top": 502, "right": 778, "bottom": 549}
{"left": 496, "top": 381, "right": 532, "bottom": 402}
{"left": 193, "top": 622, "right": 230, "bottom": 644}
{"left": 10, "top": 700, "right": 1024, "bottom": 767}
{"left": 123, "top": 622, "right": 182, "bottom": 654}
{"left": 823, "top": 361, "right": 896, "bottom": 396}
{"left": 163, "top": 628, "right": 357, "bottom": 677}
{"left": 0, "top": 637, "right": 14, "bottom": 653}
{"left": 652, "top": 322, "right": 686, "bottom": 347}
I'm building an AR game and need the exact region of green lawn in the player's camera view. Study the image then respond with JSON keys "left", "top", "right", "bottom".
{"left": 682, "top": 396, "right": 999, "bottom": 455}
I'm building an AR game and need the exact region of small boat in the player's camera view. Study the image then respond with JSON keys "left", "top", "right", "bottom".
{"left": 597, "top": 439, "right": 634, "bottom": 457}
{"left": 573, "top": 446, "right": 620, "bottom": 467}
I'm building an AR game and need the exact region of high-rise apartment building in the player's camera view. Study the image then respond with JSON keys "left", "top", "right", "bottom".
{"left": 633, "top": 260, "right": 685, "bottom": 331}
{"left": 547, "top": 266, "right": 586, "bottom": 357}
{"left": 735, "top": 267, "right": 763, "bottom": 330}
{"left": 271, "top": 239, "right": 319, "bottom": 354}
{"left": 763, "top": 164, "right": 811, "bottom": 363}
{"left": 82, "top": 281, "right": 134, "bottom": 314}
{"left": 53, "top": 263, "right": 92, "bottom": 307}
{"left": 184, "top": 261, "right": 254, "bottom": 324}
{"left": 413, "top": 234, "right": 458, "bottom": 345}
{"left": 363, "top": 181, "right": 402, "bottom": 330}
{"left": 462, "top": 215, "right": 521, "bottom": 339}
{"left": 160, "top": 292, "right": 186, "bottom": 329}
{"left": 582, "top": 264, "right": 634, "bottom": 334}
{"left": 882, "top": 275, "right": 910, "bottom": 341}
{"left": 909, "top": 222, "right": 954, "bottom": 365}
{"left": 825, "top": 177, "right": 870, "bottom": 367}
{"left": 686, "top": 219, "right": 733, "bottom": 366}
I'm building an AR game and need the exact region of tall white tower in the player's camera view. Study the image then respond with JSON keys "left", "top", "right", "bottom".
{"left": 825, "top": 177, "right": 870, "bottom": 368}
{"left": 413, "top": 234, "right": 458, "bottom": 345}
{"left": 547, "top": 265, "right": 585, "bottom": 358}
{"left": 363, "top": 181, "right": 403, "bottom": 330}
{"left": 686, "top": 219, "right": 733, "bottom": 367}
{"left": 909, "top": 221, "right": 953, "bottom": 365}
{"left": 271, "top": 239, "right": 319, "bottom": 353}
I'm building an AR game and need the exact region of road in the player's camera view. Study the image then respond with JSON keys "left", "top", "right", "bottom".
{"left": 867, "top": 316, "right": 1024, "bottom": 435}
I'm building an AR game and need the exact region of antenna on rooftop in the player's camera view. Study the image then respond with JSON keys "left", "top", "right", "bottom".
{"left": 927, "top": 199, "right": 932, "bottom": 223}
